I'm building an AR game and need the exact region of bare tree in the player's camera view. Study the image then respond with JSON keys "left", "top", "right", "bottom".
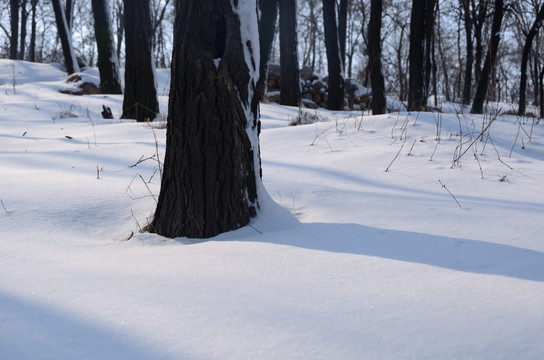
{"left": 51, "top": 0, "right": 80, "bottom": 74}
{"left": 368, "top": 0, "right": 386, "bottom": 114}
{"left": 471, "top": 0, "right": 505, "bottom": 114}
{"left": 10, "top": 0, "right": 19, "bottom": 59}
{"left": 518, "top": 3, "right": 544, "bottom": 115}
{"left": 279, "top": 0, "right": 300, "bottom": 106}
{"left": 256, "top": 0, "right": 279, "bottom": 102}
{"left": 121, "top": 0, "right": 159, "bottom": 122}
{"left": 92, "top": 0, "right": 122, "bottom": 94}
{"left": 323, "top": 0, "right": 344, "bottom": 110}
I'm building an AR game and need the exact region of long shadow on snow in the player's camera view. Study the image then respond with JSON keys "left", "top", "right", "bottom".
{"left": 0, "top": 290, "right": 183, "bottom": 360}
{"left": 244, "top": 222, "right": 544, "bottom": 283}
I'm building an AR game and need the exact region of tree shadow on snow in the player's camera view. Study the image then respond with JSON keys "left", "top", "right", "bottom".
{"left": 0, "top": 291, "right": 182, "bottom": 360}
{"left": 242, "top": 222, "right": 544, "bottom": 283}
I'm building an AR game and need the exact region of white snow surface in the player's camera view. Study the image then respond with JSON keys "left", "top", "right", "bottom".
{"left": 1, "top": 60, "right": 544, "bottom": 359}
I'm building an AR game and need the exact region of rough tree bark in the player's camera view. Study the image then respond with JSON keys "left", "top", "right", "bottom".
{"left": 279, "top": 0, "right": 300, "bottom": 106}
{"left": 51, "top": 0, "right": 80, "bottom": 74}
{"left": 518, "top": 4, "right": 544, "bottom": 115}
{"left": 10, "top": 0, "right": 19, "bottom": 60}
{"left": 150, "top": 0, "right": 263, "bottom": 239}
{"left": 471, "top": 0, "right": 505, "bottom": 114}
{"left": 92, "top": 0, "right": 123, "bottom": 94}
{"left": 256, "top": 0, "right": 278, "bottom": 102}
{"left": 368, "top": 0, "right": 386, "bottom": 114}
{"left": 322, "top": 0, "right": 344, "bottom": 110}
{"left": 121, "top": 0, "right": 159, "bottom": 122}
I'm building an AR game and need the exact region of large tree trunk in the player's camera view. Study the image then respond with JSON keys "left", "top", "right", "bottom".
{"left": 471, "top": 0, "right": 505, "bottom": 114}
{"left": 51, "top": 0, "right": 80, "bottom": 74}
{"left": 256, "top": 0, "right": 278, "bottom": 102}
{"left": 10, "top": 0, "right": 19, "bottom": 60}
{"left": 121, "top": 0, "right": 159, "bottom": 122}
{"left": 368, "top": 0, "right": 386, "bottom": 114}
{"left": 279, "top": 0, "right": 300, "bottom": 106}
{"left": 518, "top": 4, "right": 544, "bottom": 115}
{"left": 322, "top": 0, "right": 344, "bottom": 110}
{"left": 150, "top": 0, "right": 263, "bottom": 239}
{"left": 92, "top": 0, "right": 123, "bottom": 94}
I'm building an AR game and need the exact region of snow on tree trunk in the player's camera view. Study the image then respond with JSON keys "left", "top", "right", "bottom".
{"left": 150, "top": 0, "right": 264, "bottom": 239}
{"left": 92, "top": 0, "right": 123, "bottom": 94}
{"left": 51, "top": 0, "right": 80, "bottom": 75}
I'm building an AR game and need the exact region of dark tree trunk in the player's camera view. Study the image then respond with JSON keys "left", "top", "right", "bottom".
{"left": 279, "top": 0, "right": 300, "bottom": 106}
{"left": 473, "top": 0, "right": 488, "bottom": 88}
{"left": 461, "top": 0, "right": 473, "bottom": 105}
{"left": 51, "top": 0, "right": 80, "bottom": 74}
{"left": 518, "top": 4, "right": 544, "bottom": 115}
{"left": 407, "top": 0, "right": 427, "bottom": 111}
{"left": 10, "top": 0, "right": 19, "bottom": 60}
{"left": 29, "top": 0, "right": 38, "bottom": 62}
{"left": 322, "top": 0, "right": 344, "bottom": 110}
{"left": 116, "top": 2, "right": 124, "bottom": 61}
{"left": 92, "top": 0, "right": 123, "bottom": 94}
{"left": 424, "top": 0, "right": 437, "bottom": 101}
{"left": 256, "top": 0, "right": 278, "bottom": 102}
{"left": 338, "top": 0, "right": 347, "bottom": 70}
{"left": 65, "top": 0, "right": 73, "bottom": 30}
{"left": 19, "top": 0, "right": 29, "bottom": 60}
{"left": 121, "top": 0, "right": 159, "bottom": 122}
{"left": 471, "top": 0, "right": 505, "bottom": 114}
{"left": 368, "top": 0, "right": 386, "bottom": 114}
{"left": 150, "top": 0, "right": 262, "bottom": 239}
{"left": 540, "top": 68, "right": 544, "bottom": 118}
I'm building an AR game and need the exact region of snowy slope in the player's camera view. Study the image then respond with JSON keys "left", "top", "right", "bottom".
{"left": 1, "top": 60, "right": 544, "bottom": 359}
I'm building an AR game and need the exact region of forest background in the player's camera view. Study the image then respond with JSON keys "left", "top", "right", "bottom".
{"left": 2, "top": 0, "right": 544, "bottom": 116}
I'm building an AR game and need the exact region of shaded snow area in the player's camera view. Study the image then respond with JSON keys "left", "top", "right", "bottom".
{"left": 1, "top": 60, "right": 544, "bottom": 359}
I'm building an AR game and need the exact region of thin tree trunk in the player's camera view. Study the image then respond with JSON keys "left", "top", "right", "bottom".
{"left": 368, "top": 0, "right": 386, "bottom": 114}
{"left": 407, "top": 0, "right": 426, "bottom": 111}
{"left": 151, "top": 0, "right": 262, "bottom": 239}
{"left": 10, "top": 0, "right": 19, "bottom": 60}
{"left": 116, "top": 1, "right": 124, "bottom": 61}
{"left": 471, "top": 0, "right": 505, "bottom": 114}
{"left": 121, "top": 0, "right": 159, "bottom": 122}
{"left": 473, "top": 0, "right": 488, "bottom": 88}
{"left": 338, "top": 0, "right": 347, "bottom": 71}
{"left": 518, "top": 4, "right": 544, "bottom": 115}
{"left": 322, "top": 0, "right": 344, "bottom": 110}
{"left": 92, "top": 0, "right": 123, "bottom": 94}
{"left": 424, "top": 0, "right": 437, "bottom": 101}
{"left": 256, "top": 0, "right": 278, "bottom": 102}
{"left": 279, "top": 0, "right": 300, "bottom": 106}
{"left": 51, "top": 0, "right": 80, "bottom": 74}
{"left": 461, "top": 0, "right": 473, "bottom": 104}
{"left": 65, "top": 0, "right": 73, "bottom": 30}
{"left": 19, "top": 0, "right": 29, "bottom": 60}
{"left": 29, "top": 0, "right": 38, "bottom": 62}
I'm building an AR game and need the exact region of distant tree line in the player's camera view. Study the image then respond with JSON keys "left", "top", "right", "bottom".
{"left": 2, "top": 0, "right": 544, "bottom": 117}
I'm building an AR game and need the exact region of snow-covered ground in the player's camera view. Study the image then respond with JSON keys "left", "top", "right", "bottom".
{"left": 1, "top": 60, "right": 544, "bottom": 359}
